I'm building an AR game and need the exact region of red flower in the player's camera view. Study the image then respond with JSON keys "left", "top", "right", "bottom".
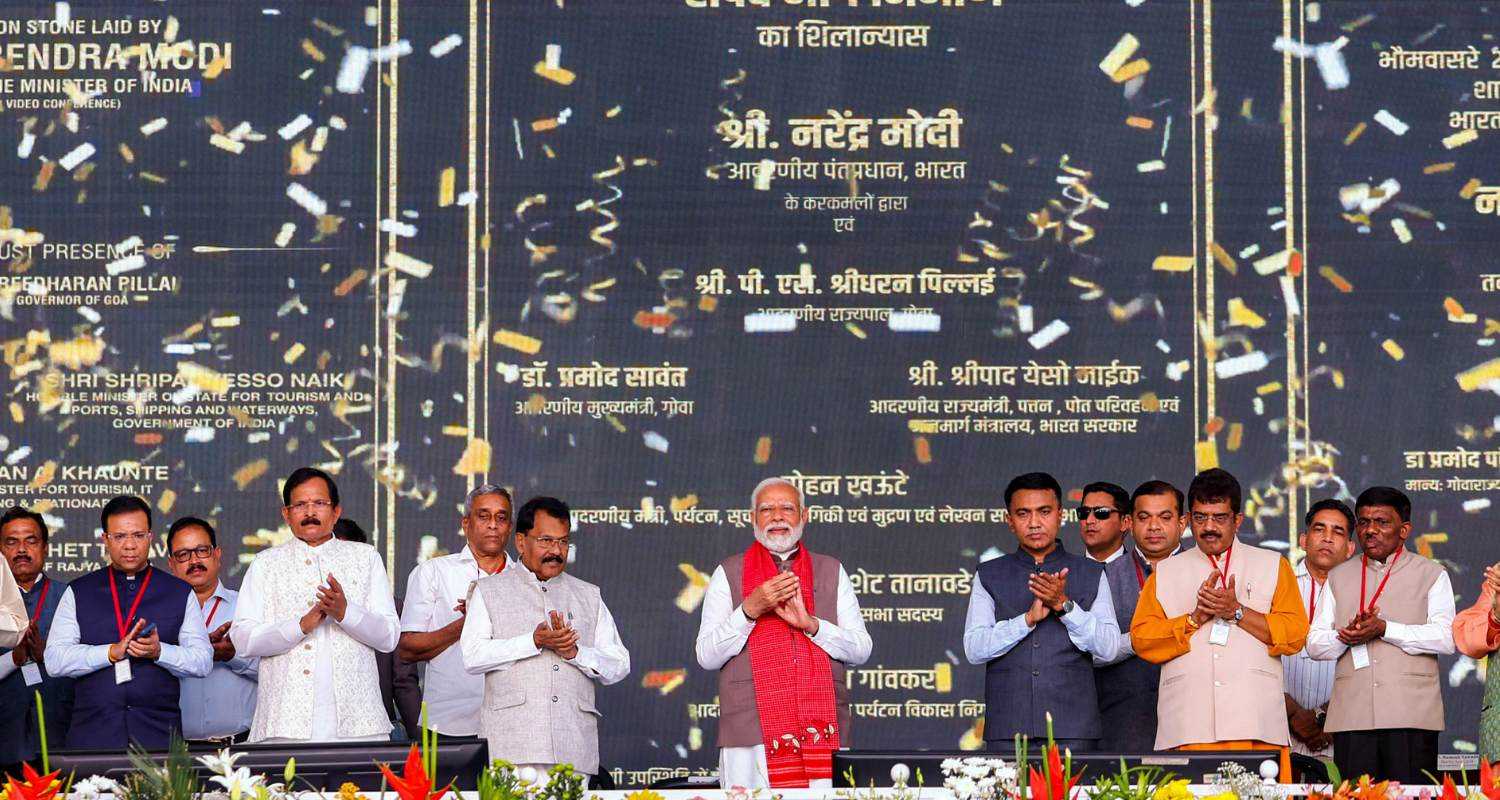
{"left": 1481, "top": 760, "right": 1500, "bottom": 800}
{"left": 377, "top": 745, "right": 451, "bottom": 800}
{"left": 1439, "top": 775, "right": 1462, "bottom": 800}
{"left": 1026, "top": 744, "right": 1082, "bottom": 800}
{"left": 5, "top": 763, "right": 62, "bottom": 800}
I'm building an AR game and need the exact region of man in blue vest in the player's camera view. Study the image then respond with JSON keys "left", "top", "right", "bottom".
{"left": 45, "top": 495, "right": 212, "bottom": 749}
{"left": 0, "top": 506, "right": 72, "bottom": 777}
{"left": 964, "top": 472, "right": 1119, "bottom": 752}
{"left": 1093, "top": 480, "right": 1187, "bottom": 752}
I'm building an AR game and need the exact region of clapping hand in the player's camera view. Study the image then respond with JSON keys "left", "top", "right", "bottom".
{"left": 534, "top": 611, "right": 579, "bottom": 659}
{"left": 1028, "top": 568, "right": 1071, "bottom": 612}
{"left": 1336, "top": 607, "right": 1386, "bottom": 645}
{"left": 209, "top": 621, "right": 236, "bottom": 662}
{"left": 317, "top": 574, "right": 349, "bottom": 621}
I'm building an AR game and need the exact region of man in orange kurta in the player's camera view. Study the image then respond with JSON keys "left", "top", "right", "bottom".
{"left": 1454, "top": 560, "right": 1500, "bottom": 760}
{"left": 1130, "top": 469, "right": 1309, "bottom": 779}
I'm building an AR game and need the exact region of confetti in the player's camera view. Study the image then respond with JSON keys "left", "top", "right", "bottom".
{"left": 1391, "top": 218, "right": 1412, "bottom": 244}
{"left": 744, "top": 312, "right": 795, "bottom": 333}
{"left": 380, "top": 219, "right": 418, "bottom": 238}
{"left": 1136, "top": 159, "right": 1165, "bottom": 173}
{"left": 1099, "top": 33, "right": 1139, "bottom": 77}
{"left": 1443, "top": 129, "right": 1478, "bottom": 150}
{"left": 453, "top": 437, "right": 491, "bottom": 475}
{"left": 1461, "top": 179, "right": 1484, "bottom": 200}
{"left": 286, "top": 182, "right": 327, "bottom": 216}
{"left": 371, "top": 40, "right": 413, "bottom": 62}
{"left": 58, "top": 143, "right": 95, "bottom": 171}
{"left": 1252, "top": 249, "right": 1291, "bottom": 276}
{"left": 533, "top": 61, "right": 576, "bottom": 86}
{"left": 275, "top": 223, "right": 296, "bottom": 247}
{"left": 385, "top": 250, "right": 433, "bottom": 279}
{"left": 1464, "top": 498, "right": 1492, "bottom": 513}
{"left": 1342, "top": 121, "right": 1366, "bottom": 146}
{"left": 1280, "top": 275, "right": 1300, "bottom": 317}
{"left": 1152, "top": 254, "right": 1193, "bottom": 272}
{"left": 210, "top": 134, "right": 246, "bottom": 154}
{"left": 1111, "top": 59, "right": 1151, "bottom": 84}
{"left": 1195, "top": 439, "right": 1219, "bottom": 470}
{"left": 1216, "top": 351, "right": 1269, "bottom": 379}
{"left": 233, "top": 459, "right": 269, "bottom": 490}
{"left": 676, "top": 564, "right": 711, "bottom": 613}
{"left": 335, "top": 46, "right": 372, "bottom": 93}
{"left": 1455, "top": 358, "right": 1500, "bottom": 392}
{"left": 279, "top": 114, "right": 313, "bottom": 141}
{"left": 430, "top": 34, "right": 462, "bottom": 58}
{"left": 914, "top": 436, "right": 932, "bottom": 464}
{"left": 643, "top": 431, "right": 670, "bottom": 454}
{"left": 1210, "top": 242, "right": 1237, "bottom": 274}
{"left": 1226, "top": 423, "right": 1244, "bottom": 452}
{"left": 1373, "top": 109, "right": 1408, "bottom": 136}
{"left": 438, "top": 167, "right": 456, "bottom": 207}
{"left": 1227, "top": 297, "right": 1266, "bottom": 329}
{"left": 105, "top": 254, "right": 145, "bottom": 276}
{"left": 889, "top": 311, "right": 941, "bottom": 332}
{"left": 1381, "top": 339, "right": 1405, "bottom": 361}
{"left": 1027, "top": 318, "right": 1070, "bottom": 349}
{"left": 283, "top": 342, "right": 306, "bottom": 364}
{"left": 493, "top": 328, "right": 543, "bottom": 354}
{"left": 1126, "top": 116, "right": 1154, "bottom": 129}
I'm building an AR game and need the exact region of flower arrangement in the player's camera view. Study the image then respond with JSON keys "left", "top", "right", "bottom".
{"left": 940, "top": 757, "right": 1019, "bottom": 800}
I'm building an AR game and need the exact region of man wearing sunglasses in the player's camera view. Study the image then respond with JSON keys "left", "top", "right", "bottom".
{"left": 462, "top": 496, "right": 630, "bottom": 789}
{"left": 231, "top": 467, "right": 400, "bottom": 743}
{"left": 167, "top": 516, "right": 258, "bottom": 747}
{"left": 1079, "top": 482, "right": 1132, "bottom": 564}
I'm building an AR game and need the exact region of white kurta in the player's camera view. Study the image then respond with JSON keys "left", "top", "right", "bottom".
{"left": 231, "top": 537, "right": 399, "bottom": 742}
{"left": 0, "top": 559, "right": 28, "bottom": 649}
{"left": 693, "top": 561, "right": 872, "bottom": 790}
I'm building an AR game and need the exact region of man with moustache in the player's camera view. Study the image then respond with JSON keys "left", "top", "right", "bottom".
{"left": 1307, "top": 487, "right": 1453, "bottom": 783}
{"left": 0, "top": 506, "right": 72, "bottom": 777}
{"left": 231, "top": 467, "right": 400, "bottom": 743}
{"left": 1092, "top": 480, "right": 1187, "bottom": 753}
{"left": 167, "top": 516, "right": 258, "bottom": 746}
{"left": 462, "top": 496, "right": 630, "bottom": 788}
{"left": 696, "top": 478, "right": 872, "bottom": 789}
{"left": 966, "top": 472, "right": 1119, "bottom": 753}
{"left": 1131, "top": 469, "right": 1307, "bottom": 775}
{"left": 46, "top": 495, "right": 212, "bottom": 749}
{"left": 1454, "top": 556, "right": 1500, "bottom": 761}
{"left": 1281, "top": 500, "right": 1356, "bottom": 766}
{"left": 1080, "top": 482, "right": 1132, "bottom": 564}
{"left": 399, "top": 484, "right": 517, "bottom": 741}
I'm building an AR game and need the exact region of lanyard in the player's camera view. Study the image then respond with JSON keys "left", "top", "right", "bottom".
{"left": 29, "top": 577, "right": 49, "bottom": 624}
{"left": 1359, "top": 548, "right": 1402, "bottom": 614}
{"left": 1307, "top": 576, "right": 1323, "bottom": 622}
{"left": 108, "top": 567, "right": 153, "bottom": 639}
{"left": 1207, "top": 542, "right": 1234, "bottom": 589}
{"left": 1132, "top": 553, "right": 1147, "bottom": 589}
{"left": 204, "top": 596, "right": 224, "bottom": 628}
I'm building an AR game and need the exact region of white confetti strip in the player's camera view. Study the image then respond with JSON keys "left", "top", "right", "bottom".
{"left": 58, "top": 142, "right": 95, "bottom": 171}
{"left": 1028, "top": 318, "right": 1070, "bottom": 349}
{"left": 380, "top": 219, "right": 417, "bottom": 237}
{"left": 140, "top": 118, "right": 168, "bottom": 136}
{"left": 384, "top": 250, "right": 433, "bottom": 279}
{"left": 1392, "top": 217, "right": 1412, "bottom": 243}
{"left": 1373, "top": 109, "right": 1408, "bottom": 136}
{"left": 1313, "top": 42, "right": 1350, "bottom": 90}
{"left": 889, "top": 311, "right": 942, "bottom": 333}
{"left": 1137, "top": 159, "right": 1165, "bottom": 173}
{"left": 1017, "top": 304, "right": 1034, "bottom": 334}
{"left": 430, "top": 34, "right": 462, "bottom": 58}
{"left": 105, "top": 254, "right": 146, "bottom": 276}
{"left": 743, "top": 312, "right": 796, "bottom": 333}
{"left": 1463, "top": 498, "right": 1492, "bottom": 513}
{"left": 1279, "top": 274, "right": 1300, "bottom": 317}
{"left": 643, "top": 431, "right": 670, "bottom": 453}
{"left": 210, "top": 134, "right": 245, "bottom": 154}
{"left": 185, "top": 427, "right": 216, "bottom": 443}
{"left": 335, "top": 46, "right": 372, "bottom": 94}
{"left": 1156, "top": 339, "right": 1171, "bottom": 354}
{"left": 164, "top": 343, "right": 195, "bottom": 355}
{"left": 77, "top": 306, "right": 100, "bottom": 323}
{"left": 116, "top": 235, "right": 143, "bottom": 253}
{"left": 275, "top": 222, "right": 296, "bottom": 247}
{"left": 1252, "top": 249, "right": 1291, "bottom": 276}
{"left": 278, "top": 114, "right": 313, "bottom": 140}
{"left": 286, "top": 182, "right": 327, "bottom": 216}
{"left": 55, "top": 2, "right": 69, "bottom": 25}
{"left": 1215, "top": 350, "right": 1270, "bottom": 379}
{"left": 17, "top": 132, "right": 35, "bottom": 159}
{"left": 545, "top": 44, "right": 562, "bottom": 70}
{"left": 5, "top": 447, "right": 31, "bottom": 465}
{"left": 372, "top": 40, "right": 413, "bottom": 62}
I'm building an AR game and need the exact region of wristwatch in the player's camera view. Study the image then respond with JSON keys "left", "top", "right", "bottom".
{"left": 1060, "top": 600, "right": 1076, "bottom": 615}
{"left": 1232, "top": 607, "right": 1245, "bottom": 624}
{"left": 1314, "top": 708, "right": 1327, "bottom": 725}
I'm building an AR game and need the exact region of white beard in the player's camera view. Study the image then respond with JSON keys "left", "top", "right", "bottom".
{"left": 754, "top": 521, "right": 804, "bottom": 555}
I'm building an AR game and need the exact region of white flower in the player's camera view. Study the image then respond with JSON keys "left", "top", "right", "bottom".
{"left": 941, "top": 759, "right": 963, "bottom": 772}
{"left": 73, "top": 775, "right": 121, "bottom": 800}
{"left": 211, "top": 767, "right": 263, "bottom": 800}
{"left": 199, "top": 748, "right": 246, "bottom": 776}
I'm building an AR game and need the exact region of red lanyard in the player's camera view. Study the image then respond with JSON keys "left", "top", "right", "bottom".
{"left": 204, "top": 596, "right": 223, "bottom": 628}
{"left": 1208, "top": 542, "right": 1234, "bottom": 588}
{"left": 1307, "top": 576, "right": 1323, "bottom": 622}
{"left": 1132, "top": 553, "right": 1146, "bottom": 589}
{"left": 107, "top": 567, "right": 153, "bottom": 639}
{"left": 30, "top": 577, "right": 49, "bottom": 623}
{"left": 1359, "top": 549, "right": 1402, "bottom": 613}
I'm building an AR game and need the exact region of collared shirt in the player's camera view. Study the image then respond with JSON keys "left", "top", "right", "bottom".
{"left": 0, "top": 559, "right": 24, "bottom": 649}
{"left": 1087, "top": 544, "right": 1126, "bottom": 564}
{"left": 1305, "top": 553, "right": 1456, "bottom": 661}
{"left": 1281, "top": 565, "right": 1335, "bottom": 757}
{"left": 231, "top": 537, "right": 400, "bottom": 742}
{"left": 460, "top": 566, "right": 631, "bottom": 683}
{"left": 400, "top": 545, "right": 516, "bottom": 736}
{"left": 45, "top": 570, "right": 213, "bottom": 680}
{"left": 693, "top": 548, "right": 873, "bottom": 791}
{"left": 0, "top": 574, "right": 59, "bottom": 682}
{"left": 179, "top": 582, "right": 258, "bottom": 740}
{"left": 961, "top": 554, "right": 1119, "bottom": 665}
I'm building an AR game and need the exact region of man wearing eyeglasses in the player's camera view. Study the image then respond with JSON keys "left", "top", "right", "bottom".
{"left": 167, "top": 516, "right": 258, "bottom": 746}
{"left": 0, "top": 505, "right": 73, "bottom": 779}
{"left": 399, "top": 484, "right": 518, "bottom": 742}
{"left": 1079, "top": 482, "right": 1132, "bottom": 564}
{"left": 231, "top": 467, "right": 400, "bottom": 743}
{"left": 1307, "top": 487, "right": 1453, "bottom": 783}
{"left": 45, "top": 495, "right": 212, "bottom": 749}
{"left": 1131, "top": 468, "right": 1308, "bottom": 777}
{"left": 462, "top": 496, "right": 630, "bottom": 788}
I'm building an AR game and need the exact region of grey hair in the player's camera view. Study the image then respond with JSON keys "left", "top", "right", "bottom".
{"left": 750, "top": 477, "right": 805, "bottom": 511}
{"left": 463, "top": 483, "right": 513, "bottom": 517}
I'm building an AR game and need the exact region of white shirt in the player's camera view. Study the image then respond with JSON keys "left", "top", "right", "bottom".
{"left": 45, "top": 572, "right": 213, "bottom": 681}
{"left": 1281, "top": 566, "right": 1335, "bottom": 758}
{"left": 1086, "top": 545, "right": 1126, "bottom": 564}
{"left": 962, "top": 558, "right": 1119, "bottom": 666}
{"left": 0, "top": 560, "right": 23, "bottom": 650}
{"left": 231, "top": 538, "right": 400, "bottom": 742}
{"left": 460, "top": 565, "right": 631, "bottom": 684}
{"left": 400, "top": 546, "right": 516, "bottom": 735}
{"left": 694, "top": 555, "right": 873, "bottom": 790}
{"left": 1305, "top": 554, "right": 1457, "bottom": 661}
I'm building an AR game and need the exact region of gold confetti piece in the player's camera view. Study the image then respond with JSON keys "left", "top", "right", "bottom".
{"left": 960, "top": 719, "right": 985, "bottom": 751}
{"left": 494, "top": 328, "right": 543, "bottom": 355}
{"left": 49, "top": 336, "right": 104, "bottom": 369}
{"left": 1227, "top": 297, "right": 1266, "bottom": 329}
{"left": 531, "top": 117, "right": 559, "bottom": 133}
{"left": 1423, "top": 162, "right": 1456, "bottom": 174}
{"left": 754, "top": 435, "right": 772, "bottom": 464}
{"left": 533, "top": 61, "right": 576, "bottom": 85}
{"left": 385, "top": 250, "right": 433, "bottom": 279}
{"left": 453, "top": 437, "right": 491, "bottom": 475}
{"left": 914, "top": 436, "right": 932, "bottom": 464}
{"left": 604, "top": 413, "right": 626, "bottom": 433}
{"left": 1125, "top": 116, "right": 1154, "bottom": 130}
{"left": 1099, "top": 33, "right": 1139, "bottom": 77}
{"left": 934, "top": 663, "right": 953, "bottom": 693}
{"left": 1318, "top": 265, "right": 1353, "bottom": 293}
{"left": 283, "top": 343, "right": 306, "bottom": 364}
{"left": 1342, "top": 121, "right": 1366, "bottom": 146}
{"left": 27, "top": 461, "right": 55, "bottom": 490}
{"left": 179, "top": 361, "right": 230, "bottom": 394}
{"left": 438, "top": 167, "right": 456, "bottom": 207}
{"left": 1205, "top": 416, "right": 1226, "bottom": 436}
{"left": 7, "top": 402, "right": 21, "bottom": 424}
{"left": 1382, "top": 339, "right": 1405, "bottom": 361}
{"left": 118, "top": 143, "right": 135, "bottom": 163}
{"left": 1445, "top": 297, "right": 1475, "bottom": 323}
{"left": 675, "top": 564, "right": 711, "bottom": 613}
{"left": 158, "top": 489, "right": 177, "bottom": 514}
{"left": 1195, "top": 439, "right": 1219, "bottom": 470}
{"left": 442, "top": 425, "right": 469, "bottom": 436}
{"left": 1152, "top": 254, "right": 1193, "bottom": 272}
{"left": 669, "top": 495, "right": 699, "bottom": 514}
{"left": 1111, "top": 58, "right": 1151, "bottom": 84}
{"left": 1414, "top": 532, "right": 1448, "bottom": 559}
{"left": 301, "top": 38, "right": 326, "bottom": 62}
{"left": 1257, "top": 381, "right": 1284, "bottom": 395}
{"left": 1209, "top": 241, "right": 1236, "bottom": 274}
{"left": 698, "top": 295, "right": 718, "bottom": 313}
{"left": 1456, "top": 358, "right": 1500, "bottom": 392}
{"left": 233, "top": 459, "right": 269, "bottom": 490}
{"left": 1461, "top": 178, "right": 1484, "bottom": 200}
{"left": 34, "top": 161, "right": 55, "bottom": 192}
{"left": 139, "top": 171, "right": 167, "bottom": 184}
{"left": 1219, "top": 422, "right": 1243, "bottom": 453}
{"left": 203, "top": 55, "right": 228, "bottom": 80}
{"left": 1139, "top": 392, "right": 1160, "bottom": 413}
{"left": 210, "top": 134, "right": 245, "bottom": 155}
{"left": 288, "top": 140, "right": 318, "bottom": 176}
{"left": 333, "top": 268, "right": 368, "bottom": 297}
{"left": 845, "top": 321, "right": 866, "bottom": 339}
{"left": 1443, "top": 129, "right": 1479, "bottom": 150}
{"left": 581, "top": 277, "right": 616, "bottom": 302}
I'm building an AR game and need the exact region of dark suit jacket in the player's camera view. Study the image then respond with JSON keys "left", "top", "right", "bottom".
{"left": 381, "top": 596, "right": 422, "bottom": 739}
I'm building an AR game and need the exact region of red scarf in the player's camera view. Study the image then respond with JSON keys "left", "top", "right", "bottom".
{"left": 743, "top": 542, "right": 839, "bottom": 787}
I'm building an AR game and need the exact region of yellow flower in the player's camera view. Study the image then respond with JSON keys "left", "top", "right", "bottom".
{"left": 1201, "top": 793, "right": 1238, "bottom": 800}
{"left": 1153, "top": 779, "right": 1192, "bottom": 800}
{"left": 337, "top": 782, "right": 369, "bottom": 800}
{"left": 625, "top": 791, "right": 666, "bottom": 800}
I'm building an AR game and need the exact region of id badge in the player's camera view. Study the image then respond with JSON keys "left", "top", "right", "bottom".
{"left": 114, "top": 658, "right": 132, "bottom": 684}
{"left": 1351, "top": 643, "right": 1371, "bottom": 670}
{"left": 1209, "top": 619, "right": 1232, "bottom": 646}
{"left": 21, "top": 662, "right": 42, "bottom": 686}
